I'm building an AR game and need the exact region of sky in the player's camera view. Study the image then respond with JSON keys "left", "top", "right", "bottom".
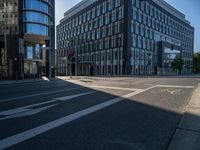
{"left": 55, "top": 0, "right": 200, "bottom": 51}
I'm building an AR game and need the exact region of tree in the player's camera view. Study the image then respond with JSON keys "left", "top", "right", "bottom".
{"left": 171, "top": 56, "right": 183, "bottom": 75}
{"left": 193, "top": 52, "right": 200, "bottom": 74}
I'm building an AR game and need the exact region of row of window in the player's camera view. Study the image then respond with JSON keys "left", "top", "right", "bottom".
{"left": 58, "top": 47, "right": 123, "bottom": 66}
{"left": 0, "top": 25, "right": 18, "bottom": 35}
{"left": 24, "top": 0, "right": 53, "bottom": 14}
{"left": 0, "top": 1, "right": 18, "bottom": 13}
{"left": 132, "top": 8, "right": 193, "bottom": 43}
{"left": 131, "top": 35, "right": 156, "bottom": 52}
{"left": 24, "top": 11, "right": 49, "bottom": 25}
{"left": 25, "top": 23, "right": 48, "bottom": 36}
{"left": 57, "top": 33, "right": 123, "bottom": 57}
{"left": 63, "top": 0, "right": 123, "bottom": 26}
{"left": 132, "top": 0, "right": 193, "bottom": 34}
{"left": 130, "top": 0, "right": 194, "bottom": 59}
{"left": 58, "top": 21, "right": 123, "bottom": 44}
{"left": 58, "top": 6, "right": 124, "bottom": 34}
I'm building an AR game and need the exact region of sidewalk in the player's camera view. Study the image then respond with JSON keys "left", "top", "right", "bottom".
{"left": 0, "top": 77, "right": 50, "bottom": 85}
{"left": 168, "top": 83, "right": 200, "bottom": 150}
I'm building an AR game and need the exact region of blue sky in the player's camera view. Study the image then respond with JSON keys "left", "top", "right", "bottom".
{"left": 55, "top": 0, "right": 200, "bottom": 51}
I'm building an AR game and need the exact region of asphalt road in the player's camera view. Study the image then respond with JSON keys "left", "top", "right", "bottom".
{"left": 0, "top": 77, "right": 199, "bottom": 150}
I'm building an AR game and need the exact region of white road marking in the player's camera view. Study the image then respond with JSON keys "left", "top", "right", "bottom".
{"left": 0, "top": 91, "right": 96, "bottom": 121}
{"left": 162, "top": 89, "right": 184, "bottom": 95}
{"left": 91, "top": 85, "right": 142, "bottom": 91}
{"left": 156, "top": 85, "right": 194, "bottom": 89}
{"left": 87, "top": 85, "right": 194, "bottom": 92}
{"left": 0, "top": 104, "right": 57, "bottom": 121}
{"left": 54, "top": 91, "right": 95, "bottom": 101}
{"left": 0, "top": 100, "right": 57, "bottom": 116}
{"left": 0, "top": 87, "right": 83, "bottom": 102}
{"left": 0, "top": 86, "right": 155, "bottom": 149}
{"left": 144, "top": 84, "right": 155, "bottom": 86}
{"left": 0, "top": 84, "right": 194, "bottom": 149}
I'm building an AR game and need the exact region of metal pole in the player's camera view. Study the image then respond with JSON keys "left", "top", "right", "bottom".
{"left": 75, "top": 53, "right": 77, "bottom": 77}
{"left": 4, "top": 32, "right": 7, "bottom": 61}
{"left": 66, "top": 58, "right": 68, "bottom": 76}
{"left": 48, "top": 27, "right": 52, "bottom": 79}
{"left": 49, "top": 49, "right": 51, "bottom": 79}
{"left": 70, "top": 59, "right": 72, "bottom": 78}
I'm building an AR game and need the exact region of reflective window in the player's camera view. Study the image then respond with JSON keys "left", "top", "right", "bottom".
{"left": 26, "top": 46, "right": 33, "bottom": 59}
{"left": 25, "top": 12, "right": 49, "bottom": 24}
{"left": 25, "top": 0, "right": 49, "bottom": 14}
{"left": 25, "top": 23, "right": 48, "bottom": 36}
{"left": 25, "top": 44, "right": 42, "bottom": 60}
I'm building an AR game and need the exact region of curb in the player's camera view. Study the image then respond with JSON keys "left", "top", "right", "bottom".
{"left": 168, "top": 83, "right": 200, "bottom": 150}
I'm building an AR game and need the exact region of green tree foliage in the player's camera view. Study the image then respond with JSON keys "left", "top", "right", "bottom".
{"left": 171, "top": 56, "right": 183, "bottom": 75}
{"left": 193, "top": 52, "right": 200, "bottom": 74}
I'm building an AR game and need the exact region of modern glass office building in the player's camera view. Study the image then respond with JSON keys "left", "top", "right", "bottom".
{"left": 0, "top": 0, "right": 55, "bottom": 79}
{"left": 57, "top": 0, "right": 194, "bottom": 76}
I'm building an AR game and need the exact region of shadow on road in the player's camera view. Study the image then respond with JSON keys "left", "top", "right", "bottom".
{"left": 0, "top": 77, "right": 198, "bottom": 150}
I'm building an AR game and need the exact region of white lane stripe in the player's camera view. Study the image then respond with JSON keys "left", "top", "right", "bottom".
{"left": 0, "top": 91, "right": 96, "bottom": 116}
{"left": 156, "top": 85, "right": 194, "bottom": 89}
{"left": 55, "top": 91, "right": 95, "bottom": 101}
{"left": 0, "top": 86, "right": 153, "bottom": 149}
{"left": 91, "top": 85, "right": 142, "bottom": 91}
{"left": 0, "top": 87, "right": 83, "bottom": 102}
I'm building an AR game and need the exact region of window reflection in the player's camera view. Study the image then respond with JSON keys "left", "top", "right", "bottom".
{"left": 25, "top": 12, "right": 49, "bottom": 25}
{"left": 25, "top": 44, "right": 42, "bottom": 60}
{"left": 26, "top": 46, "right": 33, "bottom": 59}
{"left": 25, "top": 23, "right": 48, "bottom": 36}
{"left": 25, "top": 0, "right": 49, "bottom": 14}
{"left": 164, "top": 47, "right": 181, "bottom": 68}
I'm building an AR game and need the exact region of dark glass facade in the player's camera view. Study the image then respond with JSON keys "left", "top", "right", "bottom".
{"left": 0, "top": 0, "right": 55, "bottom": 79}
{"left": 57, "top": 0, "right": 194, "bottom": 76}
